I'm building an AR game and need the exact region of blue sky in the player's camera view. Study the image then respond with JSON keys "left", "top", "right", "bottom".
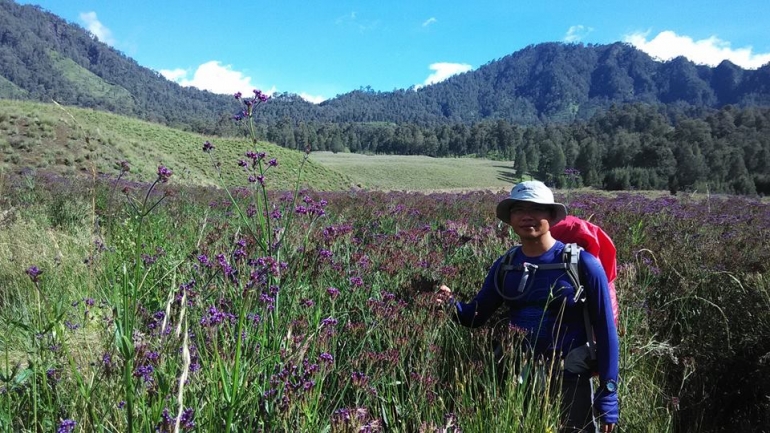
{"left": 18, "top": 0, "right": 770, "bottom": 103}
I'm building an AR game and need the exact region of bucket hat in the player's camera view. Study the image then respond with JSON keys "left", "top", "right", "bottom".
{"left": 496, "top": 180, "right": 568, "bottom": 224}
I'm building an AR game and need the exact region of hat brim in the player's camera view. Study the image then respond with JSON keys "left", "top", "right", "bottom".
{"left": 496, "top": 199, "right": 568, "bottom": 225}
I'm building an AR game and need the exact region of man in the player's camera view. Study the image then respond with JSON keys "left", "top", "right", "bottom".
{"left": 436, "top": 180, "right": 619, "bottom": 432}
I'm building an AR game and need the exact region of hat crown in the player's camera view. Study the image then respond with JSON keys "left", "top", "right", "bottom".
{"left": 508, "top": 181, "right": 555, "bottom": 204}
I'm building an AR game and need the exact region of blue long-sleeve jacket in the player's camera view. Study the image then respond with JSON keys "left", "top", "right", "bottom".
{"left": 453, "top": 241, "right": 619, "bottom": 423}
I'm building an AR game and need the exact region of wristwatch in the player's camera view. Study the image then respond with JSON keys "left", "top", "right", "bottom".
{"left": 602, "top": 379, "right": 618, "bottom": 393}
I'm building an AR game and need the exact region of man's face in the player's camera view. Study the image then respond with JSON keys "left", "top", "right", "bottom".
{"left": 507, "top": 202, "right": 553, "bottom": 240}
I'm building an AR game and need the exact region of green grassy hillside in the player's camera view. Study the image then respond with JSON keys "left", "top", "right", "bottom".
{"left": 0, "top": 100, "right": 354, "bottom": 191}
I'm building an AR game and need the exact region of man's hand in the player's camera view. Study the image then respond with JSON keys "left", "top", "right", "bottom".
{"left": 600, "top": 423, "right": 615, "bottom": 432}
{"left": 435, "top": 284, "right": 454, "bottom": 306}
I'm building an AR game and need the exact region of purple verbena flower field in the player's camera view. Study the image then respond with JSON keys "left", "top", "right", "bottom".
{"left": 0, "top": 91, "right": 768, "bottom": 433}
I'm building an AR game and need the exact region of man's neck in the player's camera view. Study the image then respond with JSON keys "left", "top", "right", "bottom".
{"left": 519, "top": 234, "right": 557, "bottom": 258}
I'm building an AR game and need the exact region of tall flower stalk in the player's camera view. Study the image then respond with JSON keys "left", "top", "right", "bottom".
{"left": 202, "top": 89, "right": 316, "bottom": 431}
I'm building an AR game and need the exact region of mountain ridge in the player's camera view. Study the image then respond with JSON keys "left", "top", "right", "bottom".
{"left": 1, "top": 0, "right": 769, "bottom": 134}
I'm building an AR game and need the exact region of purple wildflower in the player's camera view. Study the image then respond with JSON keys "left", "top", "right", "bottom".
{"left": 157, "top": 165, "right": 173, "bottom": 183}
{"left": 321, "top": 317, "right": 338, "bottom": 327}
{"left": 203, "top": 141, "right": 215, "bottom": 153}
{"left": 26, "top": 265, "right": 42, "bottom": 283}
{"left": 102, "top": 352, "right": 112, "bottom": 368}
{"left": 56, "top": 419, "right": 76, "bottom": 433}
{"left": 133, "top": 364, "right": 154, "bottom": 383}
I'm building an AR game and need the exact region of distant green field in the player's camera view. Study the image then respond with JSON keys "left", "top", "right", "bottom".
{"left": 309, "top": 151, "right": 517, "bottom": 191}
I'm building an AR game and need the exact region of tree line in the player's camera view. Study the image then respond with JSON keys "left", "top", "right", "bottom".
{"left": 254, "top": 103, "right": 770, "bottom": 195}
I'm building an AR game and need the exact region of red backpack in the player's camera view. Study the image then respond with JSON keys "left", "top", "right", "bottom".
{"left": 550, "top": 215, "right": 619, "bottom": 326}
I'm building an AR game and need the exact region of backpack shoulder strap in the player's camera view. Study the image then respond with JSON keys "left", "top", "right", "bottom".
{"left": 496, "top": 246, "right": 520, "bottom": 289}
{"left": 566, "top": 243, "right": 597, "bottom": 362}
{"left": 563, "top": 242, "right": 584, "bottom": 302}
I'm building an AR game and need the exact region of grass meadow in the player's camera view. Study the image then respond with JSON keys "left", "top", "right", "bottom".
{"left": 0, "top": 97, "right": 769, "bottom": 432}
{"left": 308, "top": 152, "right": 516, "bottom": 192}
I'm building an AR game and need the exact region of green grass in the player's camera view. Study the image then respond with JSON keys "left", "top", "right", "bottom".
{"left": 0, "top": 76, "right": 28, "bottom": 99}
{"left": 48, "top": 50, "right": 136, "bottom": 111}
{"left": 0, "top": 100, "right": 354, "bottom": 191}
{"left": 308, "top": 151, "right": 518, "bottom": 191}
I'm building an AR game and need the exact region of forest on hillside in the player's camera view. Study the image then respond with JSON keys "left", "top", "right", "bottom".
{"left": 1, "top": 0, "right": 770, "bottom": 194}
{"left": 254, "top": 103, "right": 770, "bottom": 195}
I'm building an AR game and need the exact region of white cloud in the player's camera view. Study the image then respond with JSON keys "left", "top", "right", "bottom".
{"left": 159, "top": 61, "right": 275, "bottom": 96}
{"left": 158, "top": 68, "right": 188, "bottom": 82}
{"left": 79, "top": 11, "right": 116, "bottom": 46}
{"left": 422, "top": 17, "right": 437, "bottom": 27}
{"left": 564, "top": 25, "right": 593, "bottom": 43}
{"left": 422, "top": 62, "right": 473, "bottom": 87}
{"left": 299, "top": 93, "right": 327, "bottom": 104}
{"left": 625, "top": 30, "right": 770, "bottom": 69}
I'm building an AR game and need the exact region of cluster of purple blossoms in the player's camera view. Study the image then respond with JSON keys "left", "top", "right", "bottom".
{"left": 202, "top": 141, "right": 215, "bottom": 153}
{"left": 319, "top": 352, "right": 334, "bottom": 364}
{"left": 322, "top": 224, "right": 353, "bottom": 242}
{"left": 142, "top": 253, "right": 157, "bottom": 266}
{"left": 247, "top": 312, "right": 261, "bottom": 325}
{"left": 157, "top": 407, "right": 195, "bottom": 432}
{"left": 247, "top": 256, "right": 284, "bottom": 289}
{"left": 197, "top": 254, "right": 212, "bottom": 268}
{"left": 102, "top": 352, "right": 115, "bottom": 374}
{"left": 46, "top": 368, "right": 61, "bottom": 384}
{"left": 367, "top": 293, "right": 407, "bottom": 320}
{"left": 253, "top": 89, "right": 269, "bottom": 102}
{"left": 133, "top": 364, "right": 154, "bottom": 383}
{"left": 321, "top": 316, "right": 338, "bottom": 327}
{"left": 26, "top": 265, "right": 42, "bottom": 283}
{"left": 351, "top": 371, "right": 370, "bottom": 388}
{"left": 176, "top": 279, "right": 197, "bottom": 305}
{"left": 232, "top": 89, "right": 270, "bottom": 120}
{"left": 294, "top": 195, "right": 327, "bottom": 217}
{"left": 200, "top": 305, "right": 236, "bottom": 328}
{"left": 247, "top": 175, "right": 264, "bottom": 185}
{"left": 56, "top": 419, "right": 77, "bottom": 433}
{"left": 332, "top": 407, "right": 382, "bottom": 432}
{"left": 244, "top": 151, "right": 266, "bottom": 167}
{"left": 246, "top": 203, "right": 257, "bottom": 218}
{"left": 215, "top": 253, "right": 237, "bottom": 283}
{"left": 146, "top": 310, "right": 166, "bottom": 332}
{"left": 264, "top": 358, "right": 320, "bottom": 412}
{"left": 301, "top": 298, "right": 315, "bottom": 308}
{"left": 258, "top": 290, "right": 277, "bottom": 312}
{"left": 157, "top": 165, "right": 173, "bottom": 183}
{"left": 326, "top": 287, "right": 340, "bottom": 299}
